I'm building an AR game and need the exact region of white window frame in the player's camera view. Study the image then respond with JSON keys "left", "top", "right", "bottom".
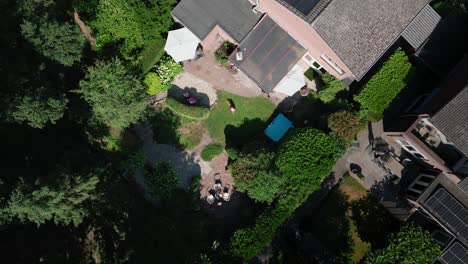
{"left": 320, "top": 53, "right": 345, "bottom": 75}
{"left": 396, "top": 140, "right": 427, "bottom": 160}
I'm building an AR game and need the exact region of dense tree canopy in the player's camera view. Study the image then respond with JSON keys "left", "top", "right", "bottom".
{"left": 91, "top": 0, "right": 176, "bottom": 64}
{"left": 0, "top": 169, "right": 100, "bottom": 226}
{"left": 79, "top": 58, "right": 148, "bottom": 128}
{"left": 145, "top": 163, "right": 179, "bottom": 199}
{"left": 231, "top": 151, "right": 285, "bottom": 204}
{"left": 276, "top": 128, "right": 344, "bottom": 179}
{"left": 364, "top": 224, "right": 441, "bottom": 264}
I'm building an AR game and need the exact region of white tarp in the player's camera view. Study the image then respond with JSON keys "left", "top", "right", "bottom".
{"left": 274, "top": 65, "right": 306, "bottom": 96}
{"left": 164, "top": 27, "right": 200, "bottom": 62}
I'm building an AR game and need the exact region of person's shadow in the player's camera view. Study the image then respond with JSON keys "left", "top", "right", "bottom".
{"left": 227, "top": 98, "right": 236, "bottom": 109}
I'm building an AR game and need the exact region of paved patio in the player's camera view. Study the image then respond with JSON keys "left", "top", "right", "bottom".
{"left": 183, "top": 53, "right": 263, "bottom": 97}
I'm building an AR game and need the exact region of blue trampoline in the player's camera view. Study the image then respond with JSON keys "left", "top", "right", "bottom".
{"left": 264, "top": 113, "right": 293, "bottom": 142}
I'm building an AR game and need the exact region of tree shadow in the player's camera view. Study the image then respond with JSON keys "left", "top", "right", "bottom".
{"left": 168, "top": 84, "right": 212, "bottom": 108}
{"left": 350, "top": 193, "right": 400, "bottom": 250}
{"left": 146, "top": 108, "right": 181, "bottom": 146}
{"left": 299, "top": 185, "right": 353, "bottom": 259}
{"left": 224, "top": 118, "right": 271, "bottom": 150}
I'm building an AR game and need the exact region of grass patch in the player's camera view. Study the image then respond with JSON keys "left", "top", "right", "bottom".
{"left": 205, "top": 91, "right": 275, "bottom": 146}
{"left": 302, "top": 174, "right": 371, "bottom": 263}
{"left": 178, "top": 121, "right": 203, "bottom": 149}
{"left": 140, "top": 37, "right": 166, "bottom": 74}
{"left": 201, "top": 143, "right": 224, "bottom": 161}
{"left": 166, "top": 97, "right": 210, "bottom": 121}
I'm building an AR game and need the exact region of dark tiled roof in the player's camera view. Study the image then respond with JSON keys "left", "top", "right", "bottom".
{"left": 313, "top": 0, "right": 430, "bottom": 80}
{"left": 431, "top": 86, "right": 468, "bottom": 155}
{"left": 172, "top": 0, "right": 261, "bottom": 43}
{"left": 401, "top": 5, "right": 441, "bottom": 50}
{"left": 230, "top": 16, "right": 306, "bottom": 93}
{"left": 275, "top": 0, "right": 332, "bottom": 23}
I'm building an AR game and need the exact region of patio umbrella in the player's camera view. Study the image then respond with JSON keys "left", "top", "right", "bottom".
{"left": 274, "top": 65, "right": 306, "bottom": 96}
{"left": 164, "top": 27, "right": 200, "bottom": 62}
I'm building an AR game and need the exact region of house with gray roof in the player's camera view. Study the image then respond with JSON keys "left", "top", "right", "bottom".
{"left": 171, "top": 0, "right": 441, "bottom": 93}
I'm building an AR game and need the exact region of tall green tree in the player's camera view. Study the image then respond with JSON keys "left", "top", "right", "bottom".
{"left": 19, "top": 0, "right": 85, "bottom": 66}
{"left": 145, "top": 162, "right": 179, "bottom": 199}
{"left": 231, "top": 151, "right": 285, "bottom": 204}
{"left": 90, "top": 0, "right": 176, "bottom": 64}
{"left": 364, "top": 224, "right": 441, "bottom": 264}
{"left": 79, "top": 58, "right": 147, "bottom": 128}
{"left": 0, "top": 169, "right": 100, "bottom": 226}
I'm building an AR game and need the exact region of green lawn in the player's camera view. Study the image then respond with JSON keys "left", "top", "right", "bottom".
{"left": 303, "top": 174, "right": 371, "bottom": 263}
{"left": 205, "top": 91, "right": 276, "bottom": 146}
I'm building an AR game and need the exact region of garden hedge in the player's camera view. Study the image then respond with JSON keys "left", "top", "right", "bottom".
{"left": 166, "top": 97, "right": 210, "bottom": 120}
{"left": 140, "top": 37, "right": 166, "bottom": 74}
{"left": 318, "top": 72, "right": 345, "bottom": 103}
{"left": 354, "top": 50, "right": 412, "bottom": 114}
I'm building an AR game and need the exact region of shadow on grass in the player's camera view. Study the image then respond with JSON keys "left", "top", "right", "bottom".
{"left": 147, "top": 109, "right": 181, "bottom": 145}
{"left": 224, "top": 118, "right": 271, "bottom": 149}
{"left": 350, "top": 194, "right": 400, "bottom": 250}
{"left": 299, "top": 186, "right": 353, "bottom": 260}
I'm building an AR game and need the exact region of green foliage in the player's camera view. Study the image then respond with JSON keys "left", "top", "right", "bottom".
{"left": 328, "top": 110, "right": 365, "bottom": 142}
{"left": 140, "top": 37, "right": 166, "bottom": 74}
{"left": 364, "top": 224, "right": 441, "bottom": 264}
{"left": 12, "top": 92, "right": 68, "bottom": 128}
{"left": 144, "top": 72, "right": 164, "bottom": 96}
{"left": 145, "top": 162, "right": 179, "bottom": 199}
{"left": 354, "top": 50, "right": 412, "bottom": 114}
{"left": 231, "top": 151, "right": 285, "bottom": 203}
{"left": 155, "top": 56, "right": 183, "bottom": 90}
{"left": 304, "top": 67, "right": 316, "bottom": 81}
{"left": 123, "top": 151, "right": 145, "bottom": 171}
{"left": 166, "top": 97, "right": 210, "bottom": 120}
{"left": 201, "top": 143, "right": 224, "bottom": 161}
{"left": 318, "top": 73, "right": 346, "bottom": 103}
{"left": 21, "top": 19, "right": 85, "bottom": 66}
{"left": 215, "top": 51, "right": 228, "bottom": 66}
{"left": 276, "top": 128, "right": 345, "bottom": 179}
{"left": 91, "top": 0, "right": 176, "bottom": 64}
{"left": 433, "top": 0, "right": 467, "bottom": 16}
{"left": 79, "top": 58, "right": 148, "bottom": 128}
{"left": 226, "top": 148, "right": 238, "bottom": 160}
{"left": 0, "top": 170, "right": 100, "bottom": 226}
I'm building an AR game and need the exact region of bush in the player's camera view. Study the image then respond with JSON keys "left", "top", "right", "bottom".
{"left": 276, "top": 128, "right": 345, "bottom": 179}
{"left": 215, "top": 51, "right": 228, "bottom": 66}
{"left": 318, "top": 73, "right": 346, "bottom": 103}
{"left": 354, "top": 50, "right": 412, "bottom": 115}
{"left": 144, "top": 72, "right": 164, "bottom": 95}
{"left": 156, "top": 56, "right": 183, "bottom": 89}
{"left": 201, "top": 143, "right": 224, "bottom": 161}
{"left": 231, "top": 151, "right": 285, "bottom": 204}
{"left": 140, "top": 37, "right": 166, "bottom": 74}
{"left": 364, "top": 224, "right": 441, "bottom": 264}
{"left": 145, "top": 162, "right": 179, "bottom": 199}
{"left": 166, "top": 97, "right": 210, "bottom": 120}
{"left": 226, "top": 148, "right": 238, "bottom": 160}
{"left": 304, "top": 67, "right": 316, "bottom": 81}
{"left": 328, "top": 110, "right": 365, "bottom": 142}
{"left": 123, "top": 151, "right": 145, "bottom": 171}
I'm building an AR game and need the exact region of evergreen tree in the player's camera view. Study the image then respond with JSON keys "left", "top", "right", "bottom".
{"left": 79, "top": 58, "right": 147, "bottom": 128}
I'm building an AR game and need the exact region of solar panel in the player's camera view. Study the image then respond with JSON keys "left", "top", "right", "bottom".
{"left": 459, "top": 177, "right": 468, "bottom": 195}
{"left": 440, "top": 242, "right": 468, "bottom": 264}
{"left": 425, "top": 188, "right": 468, "bottom": 243}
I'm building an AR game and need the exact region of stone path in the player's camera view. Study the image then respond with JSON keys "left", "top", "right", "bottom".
{"left": 170, "top": 72, "right": 218, "bottom": 108}
{"left": 183, "top": 53, "right": 262, "bottom": 97}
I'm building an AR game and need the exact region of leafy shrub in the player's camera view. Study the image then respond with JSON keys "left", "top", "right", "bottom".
{"left": 140, "top": 37, "right": 166, "bottom": 74}
{"left": 166, "top": 97, "right": 210, "bottom": 120}
{"left": 201, "top": 143, "right": 224, "bottom": 161}
{"left": 156, "top": 56, "right": 183, "bottom": 90}
{"left": 364, "top": 224, "right": 441, "bottom": 264}
{"left": 144, "top": 72, "right": 164, "bottom": 95}
{"left": 215, "top": 51, "right": 228, "bottom": 66}
{"left": 231, "top": 151, "right": 285, "bottom": 203}
{"left": 145, "top": 162, "right": 179, "bottom": 199}
{"left": 123, "top": 151, "right": 145, "bottom": 171}
{"left": 328, "top": 110, "right": 365, "bottom": 142}
{"left": 318, "top": 72, "right": 346, "bottom": 103}
{"left": 304, "top": 67, "right": 316, "bottom": 80}
{"left": 354, "top": 50, "right": 412, "bottom": 115}
{"left": 226, "top": 148, "right": 238, "bottom": 160}
{"left": 276, "top": 128, "right": 345, "bottom": 179}
{"left": 360, "top": 110, "right": 384, "bottom": 122}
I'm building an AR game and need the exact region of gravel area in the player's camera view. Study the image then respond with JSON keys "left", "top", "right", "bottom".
{"left": 169, "top": 72, "right": 218, "bottom": 107}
